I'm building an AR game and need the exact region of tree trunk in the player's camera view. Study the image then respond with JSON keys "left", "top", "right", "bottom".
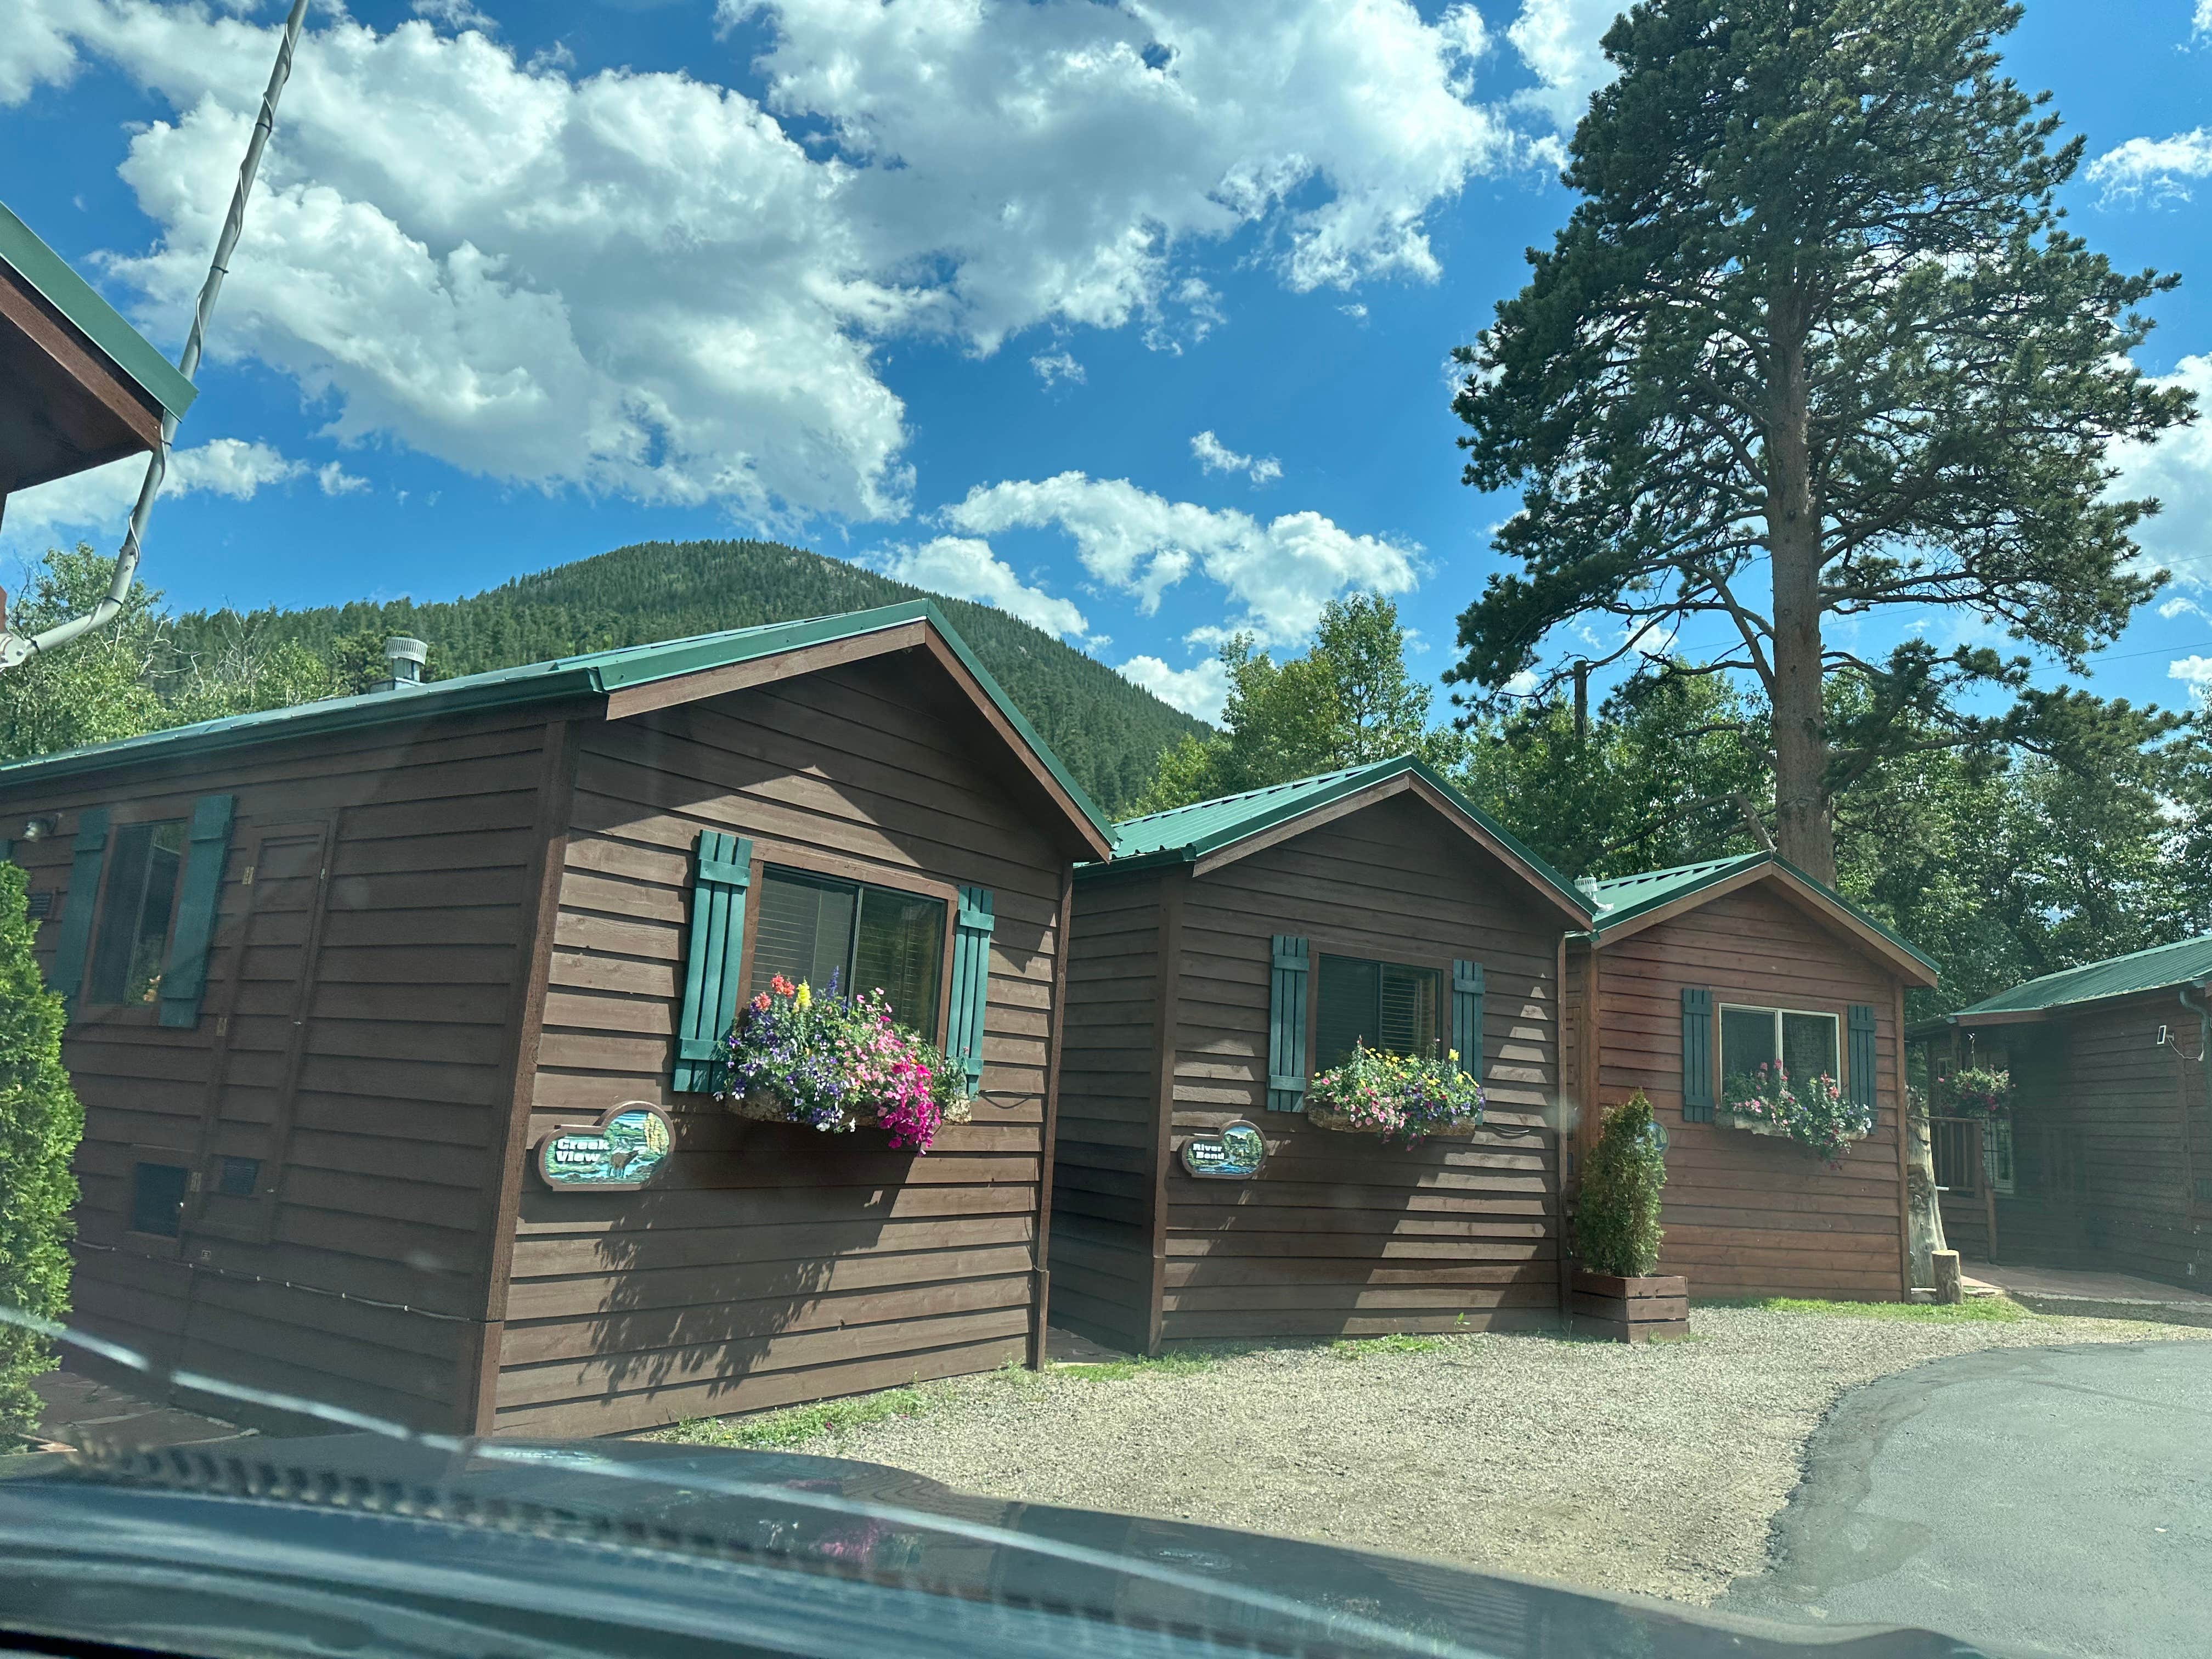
{"left": 1763, "top": 303, "right": 1835, "bottom": 883}
{"left": 1905, "top": 1089, "right": 1947, "bottom": 1290}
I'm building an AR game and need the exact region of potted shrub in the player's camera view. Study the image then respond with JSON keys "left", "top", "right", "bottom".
{"left": 1571, "top": 1091, "right": 1686, "bottom": 1342}
{"left": 1720, "top": 1062, "right": 1875, "bottom": 1161}
{"left": 1305, "top": 1042, "right": 1484, "bottom": 1145}
{"left": 717, "top": 974, "right": 973, "bottom": 1153}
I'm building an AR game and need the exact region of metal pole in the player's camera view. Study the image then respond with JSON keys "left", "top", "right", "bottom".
{"left": 0, "top": 0, "right": 312, "bottom": 673}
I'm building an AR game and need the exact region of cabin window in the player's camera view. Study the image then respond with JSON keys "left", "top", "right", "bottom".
{"left": 128, "top": 1161, "right": 188, "bottom": 1238}
{"left": 87, "top": 820, "right": 187, "bottom": 1007}
{"left": 1720, "top": 1003, "right": 1841, "bottom": 1089}
{"left": 1314, "top": 954, "right": 1442, "bottom": 1069}
{"left": 748, "top": 866, "right": 946, "bottom": 1041}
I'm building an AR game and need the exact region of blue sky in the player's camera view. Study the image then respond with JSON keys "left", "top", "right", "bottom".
{"left": 4, "top": 0, "right": 2210, "bottom": 725}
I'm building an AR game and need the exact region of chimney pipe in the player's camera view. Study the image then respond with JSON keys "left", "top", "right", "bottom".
{"left": 382, "top": 635, "right": 427, "bottom": 691}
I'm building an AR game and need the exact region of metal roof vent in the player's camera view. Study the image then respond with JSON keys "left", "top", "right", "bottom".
{"left": 381, "top": 635, "right": 427, "bottom": 692}
{"left": 1574, "top": 874, "right": 1612, "bottom": 916}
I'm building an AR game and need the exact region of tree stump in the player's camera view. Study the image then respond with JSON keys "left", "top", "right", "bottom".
{"left": 1932, "top": 1249, "right": 1963, "bottom": 1305}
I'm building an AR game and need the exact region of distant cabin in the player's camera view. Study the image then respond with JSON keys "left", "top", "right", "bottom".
{"left": 0, "top": 602, "right": 1111, "bottom": 1436}
{"left": 1049, "top": 757, "right": 1592, "bottom": 1355}
{"left": 1921, "top": 938, "right": 2212, "bottom": 1289}
{"left": 1565, "top": 854, "right": 1938, "bottom": 1302}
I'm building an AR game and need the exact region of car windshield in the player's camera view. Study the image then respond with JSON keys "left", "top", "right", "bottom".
{"left": 4, "top": 5, "right": 2210, "bottom": 1659}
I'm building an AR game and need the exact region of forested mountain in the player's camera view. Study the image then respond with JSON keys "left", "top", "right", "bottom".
{"left": 163, "top": 538, "right": 1207, "bottom": 814}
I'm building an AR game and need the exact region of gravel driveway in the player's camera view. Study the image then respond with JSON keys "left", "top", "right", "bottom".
{"left": 662, "top": 1305, "right": 2210, "bottom": 1605}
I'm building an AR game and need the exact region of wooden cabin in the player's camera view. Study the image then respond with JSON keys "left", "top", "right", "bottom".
{"left": 1, "top": 198, "right": 196, "bottom": 522}
{"left": 0, "top": 601, "right": 1112, "bottom": 1437}
{"left": 1564, "top": 854, "right": 1938, "bottom": 1302}
{"left": 1049, "top": 757, "right": 1592, "bottom": 1354}
{"left": 1921, "top": 939, "right": 2212, "bottom": 1290}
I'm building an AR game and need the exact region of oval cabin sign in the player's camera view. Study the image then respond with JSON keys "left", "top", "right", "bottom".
{"left": 1181, "top": 1119, "right": 1267, "bottom": 1180}
{"left": 535, "top": 1103, "right": 674, "bottom": 1191}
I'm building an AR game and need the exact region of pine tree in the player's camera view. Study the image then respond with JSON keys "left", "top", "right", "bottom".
{"left": 1449, "top": 0, "right": 2194, "bottom": 881}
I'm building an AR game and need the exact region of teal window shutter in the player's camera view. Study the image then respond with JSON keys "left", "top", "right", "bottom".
{"left": 49, "top": 808, "right": 110, "bottom": 1020}
{"left": 1680, "top": 986, "right": 1714, "bottom": 1122}
{"left": 1451, "top": 960, "right": 1485, "bottom": 1078}
{"left": 159, "top": 794, "right": 236, "bottom": 1029}
{"left": 1847, "top": 1004, "right": 1878, "bottom": 1110}
{"left": 1267, "top": 934, "right": 1310, "bottom": 1111}
{"left": 948, "top": 885, "right": 995, "bottom": 1091}
{"left": 673, "top": 831, "right": 753, "bottom": 1093}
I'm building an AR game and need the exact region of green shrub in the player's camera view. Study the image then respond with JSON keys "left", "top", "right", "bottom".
{"left": 0, "top": 861, "right": 83, "bottom": 1436}
{"left": 1577, "top": 1091, "right": 1666, "bottom": 1278}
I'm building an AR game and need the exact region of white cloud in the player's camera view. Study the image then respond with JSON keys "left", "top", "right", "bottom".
{"left": 1189, "top": 430, "right": 1282, "bottom": 486}
{"left": 872, "top": 534, "right": 1088, "bottom": 639}
{"left": 2199, "top": 0, "right": 2212, "bottom": 41}
{"left": 1030, "top": 349, "right": 1085, "bottom": 388}
{"left": 1117, "top": 652, "right": 1229, "bottom": 721}
{"left": 2114, "top": 353, "right": 2212, "bottom": 595}
{"left": 411, "top": 0, "right": 496, "bottom": 32}
{"left": 2, "top": 1, "right": 1530, "bottom": 527}
{"left": 1505, "top": 0, "right": 1622, "bottom": 133}
{"left": 1338, "top": 302, "right": 1368, "bottom": 320}
{"left": 2169, "top": 655, "right": 2212, "bottom": 703}
{"left": 2087, "top": 129, "right": 2212, "bottom": 206}
{"left": 942, "top": 472, "right": 1420, "bottom": 646}
{"left": 2, "top": 438, "right": 306, "bottom": 547}
{"left": 317, "top": 460, "right": 371, "bottom": 495}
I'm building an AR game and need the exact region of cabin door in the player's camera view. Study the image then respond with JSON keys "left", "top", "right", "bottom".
{"left": 183, "top": 819, "right": 336, "bottom": 1249}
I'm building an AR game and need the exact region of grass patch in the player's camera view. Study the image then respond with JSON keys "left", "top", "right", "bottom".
{"left": 1328, "top": 1333, "right": 1449, "bottom": 1359}
{"left": 1056, "top": 1351, "right": 1217, "bottom": 1381}
{"left": 1723, "top": 1295, "right": 2029, "bottom": 1324}
{"left": 660, "top": 1384, "right": 940, "bottom": 1451}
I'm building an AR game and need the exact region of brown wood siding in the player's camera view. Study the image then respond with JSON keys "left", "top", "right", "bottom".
{"left": 1, "top": 710, "right": 554, "bottom": 1428}
{"left": 495, "top": 652, "right": 1069, "bottom": 1436}
{"left": 1953, "top": 995, "right": 2210, "bottom": 1289}
{"left": 1585, "top": 885, "right": 1906, "bottom": 1302}
{"left": 1047, "top": 869, "right": 1165, "bottom": 1353}
{"left": 1150, "top": 794, "right": 1564, "bottom": 1344}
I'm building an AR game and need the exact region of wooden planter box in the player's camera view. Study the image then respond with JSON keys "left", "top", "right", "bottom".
{"left": 1305, "top": 1104, "right": 1483, "bottom": 1138}
{"left": 1570, "top": 1271, "right": 1689, "bottom": 1342}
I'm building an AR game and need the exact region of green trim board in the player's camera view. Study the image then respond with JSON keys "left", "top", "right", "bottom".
{"left": 1947, "top": 931, "right": 2212, "bottom": 1022}
{"left": 1089, "top": 755, "right": 1591, "bottom": 922}
{"left": 1, "top": 199, "right": 198, "bottom": 422}
{"left": 0, "top": 601, "right": 1113, "bottom": 853}
{"left": 1579, "top": 850, "right": 1938, "bottom": 980}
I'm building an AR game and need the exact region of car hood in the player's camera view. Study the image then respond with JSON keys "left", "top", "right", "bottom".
{"left": 3, "top": 1432, "right": 1999, "bottom": 1659}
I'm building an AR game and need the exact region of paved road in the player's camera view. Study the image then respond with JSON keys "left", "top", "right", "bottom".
{"left": 1716, "top": 1341, "right": 2211, "bottom": 1658}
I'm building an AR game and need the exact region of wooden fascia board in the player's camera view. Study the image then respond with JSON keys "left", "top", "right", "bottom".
{"left": 603, "top": 620, "right": 1112, "bottom": 863}
{"left": 602, "top": 620, "right": 932, "bottom": 719}
{"left": 1187, "top": 772, "right": 1593, "bottom": 924}
{"left": 1188, "top": 774, "right": 1414, "bottom": 877}
{"left": 0, "top": 269, "right": 164, "bottom": 487}
{"left": 918, "top": 631, "right": 1113, "bottom": 862}
{"left": 1593, "top": 864, "right": 1937, "bottom": 987}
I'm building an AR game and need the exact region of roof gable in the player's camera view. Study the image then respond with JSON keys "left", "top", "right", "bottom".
{"left": 1092, "top": 755, "right": 1592, "bottom": 922}
{"left": 0, "top": 601, "right": 1113, "bottom": 858}
{"left": 1949, "top": 932, "right": 2212, "bottom": 1023}
{"left": 1584, "top": 851, "right": 1938, "bottom": 985}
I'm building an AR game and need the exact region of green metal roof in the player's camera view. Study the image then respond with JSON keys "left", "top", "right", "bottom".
{"left": 0, "top": 600, "right": 1113, "bottom": 845}
{"left": 1, "top": 199, "right": 198, "bottom": 422}
{"left": 1093, "top": 755, "right": 1591, "bottom": 917}
{"left": 1948, "top": 932, "right": 2212, "bottom": 1020}
{"left": 1584, "top": 850, "right": 1940, "bottom": 977}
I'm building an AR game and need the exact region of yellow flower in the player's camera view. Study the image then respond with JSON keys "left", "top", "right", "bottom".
{"left": 1446, "top": 1049, "right": 1459, "bottom": 1064}
{"left": 795, "top": 982, "right": 813, "bottom": 1009}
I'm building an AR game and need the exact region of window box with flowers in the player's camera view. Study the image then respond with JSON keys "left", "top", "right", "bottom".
{"left": 1720, "top": 1063, "right": 1875, "bottom": 1161}
{"left": 1304, "top": 1042, "right": 1485, "bottom": 1145}
{"left": 716, "top": 974, "right": 973, "bottom": 1153}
